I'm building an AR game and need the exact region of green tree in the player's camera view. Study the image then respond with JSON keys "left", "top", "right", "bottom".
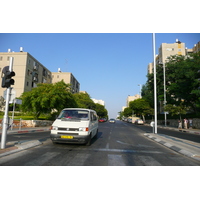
{"left": 165, "top": 52, "right": 200, "bottom": 113}
{"left": 73, "top": 92, "right": 96, "bottom": 109}
{"left": 95, "top": 103, "right": 108, "bottom": 118}
{"left": 20, "top": 80, "right": 77, "bottom": 119}
{"left": 164, "top": 103, "right": 189, "bottom": 120}
{"left": 129, "top": 98, "right": 153, "bottom": 121}
{"left": 143, "top": 52, "right": 200, "bottom": 115}
{"left": 123, "top": 107, "right": 132, "bottom": 117}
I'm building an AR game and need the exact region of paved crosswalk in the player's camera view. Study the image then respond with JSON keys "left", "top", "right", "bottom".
{"left": 0, "top": 146, "right": 199, "bottom": 166}
{"left": 0, "top": 148, "right": 167, "bottom": 166}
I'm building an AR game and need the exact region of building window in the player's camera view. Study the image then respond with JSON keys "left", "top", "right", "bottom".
{"left": 27, "top": 69, "right": 31, "bottom": 76}
{"left": 7, "top": 57, "right": 10, "bottom": 61}
{"left": 27, "top": 82, "right": 29, "bottom": 86}
{"left": 43, "top": 68, "right": 47, "bottom": 77}
{"left": 0, "top": 56, "right": 3, "bottom": 61}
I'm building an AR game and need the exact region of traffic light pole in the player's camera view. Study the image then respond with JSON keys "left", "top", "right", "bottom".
{"left": 1, "top": 57, "right": 14, "bottom": 149}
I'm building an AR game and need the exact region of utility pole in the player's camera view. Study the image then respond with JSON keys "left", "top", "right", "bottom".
{"left": 153, "top": 33, "right": 157, "bottom": 134}
{"left": 1, "top": 57, "right": 15, "bottom": 149}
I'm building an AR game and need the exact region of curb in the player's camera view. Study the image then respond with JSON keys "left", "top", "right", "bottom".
{"left": 144, "top": 133, "right": 200, "bottom": 162}
{"left": 0, "top": 140, "right": 43, "bottom": 158}
{"left": 0, "top": 127, "right": 51, "bottom": 135}
{"left": 144, "top": 124, "right": 200, "bottom": 136}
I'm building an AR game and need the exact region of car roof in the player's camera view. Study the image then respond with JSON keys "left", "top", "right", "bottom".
{"left": 62, "top": 108, "right": 96, "bottom": 112}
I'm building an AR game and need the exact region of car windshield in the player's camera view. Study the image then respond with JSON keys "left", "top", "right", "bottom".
{"left": 57, "top": 110, "right": 89, "bottom": 121}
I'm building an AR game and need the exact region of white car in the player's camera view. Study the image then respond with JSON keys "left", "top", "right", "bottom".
{"left": 50, "top": 108, "right": 98, "bottom": 146}
{"left": 135, "top": 119, "right": 144, "bottom": 125}
{"left": 109, "top": 118, "right": 116, "bottom": 123}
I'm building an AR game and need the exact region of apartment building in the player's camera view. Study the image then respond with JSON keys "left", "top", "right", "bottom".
{"left": 147, "top": 39, "right": 186, "bottom": 74}
{"left": 192, "top": 41, "right": 200, "bottom": 53}
{"left": 126, "top": 94, "right": 140, "bottom": 107}
{"left": 158, "top": 39, "right": 186, "bottom": 64}
{"left": 51, "top": 71, "right": 80, "bottom": 93}
{"left": 0, "top": 48, "right": 52, "bottom": 99}
{"left": 147, "top": 40, "right": 200, "bottom": 74}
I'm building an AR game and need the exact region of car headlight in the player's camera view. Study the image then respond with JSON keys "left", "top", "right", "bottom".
{"left": 79, "top": 127, "right": 89, "bottom": 131}
{"left": 51, "top": 126, "right": 58, "bottom": 130}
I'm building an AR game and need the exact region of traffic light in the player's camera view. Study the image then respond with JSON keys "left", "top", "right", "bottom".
{"left": 1, "top": 66, "right": 15, "bottom": 88}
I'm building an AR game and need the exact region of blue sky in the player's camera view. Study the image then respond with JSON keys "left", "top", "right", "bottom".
{"left": 0, "top": 33, "right": 199, "bottom": 118}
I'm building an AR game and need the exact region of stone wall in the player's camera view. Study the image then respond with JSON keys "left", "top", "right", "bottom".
{"left": 21, "top": 120, "right": 53, "bottom": 127}
{"left": 145, "top": 118, "right": 200, "bottom": 129}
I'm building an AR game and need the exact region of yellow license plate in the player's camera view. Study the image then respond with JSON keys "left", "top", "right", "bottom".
{"left": 61, "top": 135, "right": 73, "bottom": 139}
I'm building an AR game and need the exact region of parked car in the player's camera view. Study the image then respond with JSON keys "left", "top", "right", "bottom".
{"left": 127, "top": 118, "right": 132, "bottom": 123}
{"left": 135, "top": 119, "right": 144, "bottom": 125}
{"left": 109, "top": 118, "right": 116, "bottom": 123}
{"left": 99, "top": 118, "right": 105, "bottom": 122}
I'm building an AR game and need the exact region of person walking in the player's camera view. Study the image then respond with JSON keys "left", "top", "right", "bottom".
{"left": 178, "top": 120, "right": 182, "bottom": 130}
{"left": 189, "top": 119, "right": 193, "bottom": 129}
{"left": 184, "top": 118, "right": 188, "bottom": 129}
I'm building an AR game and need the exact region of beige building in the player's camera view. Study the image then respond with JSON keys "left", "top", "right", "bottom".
{"left": 0, "top": 48, "right": 80, "bottom": 100}
{"left": 51, "top": 71, "right": 80, "bottom": 93}
{"left": 147, "top": 40, "right": 186, "bottom": 74}
{"left": 0, "top": 49, "right": 52, "bottom": 99}
{"left": 158, "top": 40, "right": 186, "bottom": 64}
{"left": 192, "top": 41, "right": 200, "bottom": 53}
{"left": 148, "top": 40, "right": 200, "bottom": 74}
{"left": 126, "top": 94, "right": 140, "bottom": 107}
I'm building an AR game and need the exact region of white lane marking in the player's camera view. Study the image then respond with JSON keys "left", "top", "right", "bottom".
{"left": 25, "top": 152, "right": 60, "bottom": 166}
{"left": 68, "top": 153, "right": 90, "bottom": 166}
{"left": 106, "top": 143, "right": 109, "bottom": 149}
{"left": 91, "top": 148, "right": 163, "bottom": 154}
{"left": 108, "top": 154, "right": 126, "bottom": 166}
{"left": 138, "top": 156, "right": 162, "bottom": 166}
{"left": 116, "top": 140, "right": 130, "bottom": 145}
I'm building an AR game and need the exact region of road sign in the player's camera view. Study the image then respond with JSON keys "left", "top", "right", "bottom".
{"left": 3, "top": 89, "right": 16, "bottom": 103}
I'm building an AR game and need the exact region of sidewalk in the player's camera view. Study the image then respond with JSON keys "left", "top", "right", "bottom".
{"left": 156, "top": 124, "right": 200, "bottom": 136}
{"left": 144, "top": 124, "right": 200, "bottom": 162}
{"left": 0, "top": 126, "right": 51, "bottom": 158}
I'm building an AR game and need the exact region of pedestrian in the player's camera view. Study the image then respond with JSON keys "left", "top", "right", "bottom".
{"left": 189, "top": 119, "right": 193, "bottom": 129}
{"left": 184, "top": 118, "right": 188, "bottom": 129}
{"left": 178, "top": 120, "right": 182, "bottom": 130}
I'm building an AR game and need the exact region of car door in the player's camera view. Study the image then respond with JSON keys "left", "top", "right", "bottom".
{"left": 90, "top": 111, "right": 97, "bottom": 137}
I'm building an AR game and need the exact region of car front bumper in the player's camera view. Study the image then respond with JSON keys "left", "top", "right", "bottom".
{"left": 50, "top": 133, "right": 90, "bottom": 144}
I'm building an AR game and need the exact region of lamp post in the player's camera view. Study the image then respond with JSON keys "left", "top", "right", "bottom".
{"left": 138, "top": 84, "right": 142, "bottom": 98}
{"left": 153, "top": 33, "right": 157, "bottom": 134}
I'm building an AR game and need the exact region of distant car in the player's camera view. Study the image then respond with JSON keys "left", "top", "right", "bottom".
{"left": 127, "top": 118, "right": 132, "bottom": 123}
{"left": 109, "top": 118, "right": 115, "bottom": 123}
{"left": 135, "top": 119, "right": 144, "bottom": 125}
{"left": 99, "top": 118, "right": 105, "bottom": 122}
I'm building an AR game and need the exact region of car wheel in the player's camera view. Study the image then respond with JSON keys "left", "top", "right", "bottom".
{"left": 52, "top": 141, "right": 58, "bottom": 145}
{"left": 94, "top": 129, "right": 98, "bottom": 139}
{"left": 86, "top": 134, "right": 91, "bottom": 146}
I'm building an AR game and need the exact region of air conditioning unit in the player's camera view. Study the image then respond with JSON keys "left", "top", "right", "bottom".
{"left": 33, "top": 77, "right": 38, "bottom": 82}
{"left": 33, "top": 66, "right": 38, "bottom": 70}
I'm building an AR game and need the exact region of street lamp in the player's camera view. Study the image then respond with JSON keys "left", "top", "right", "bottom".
{"left": 138, "top": 84, "right": 142, "bottom": 98}
{"left": 153, "top": 33, "right": 157, "bottom": 134}
{"left": 159, "top": 61, "right": 167, "bottom": 126}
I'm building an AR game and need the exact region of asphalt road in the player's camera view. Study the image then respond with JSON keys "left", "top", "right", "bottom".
{"left": 1, "top": 120, "right": 200, "bottom": 166}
